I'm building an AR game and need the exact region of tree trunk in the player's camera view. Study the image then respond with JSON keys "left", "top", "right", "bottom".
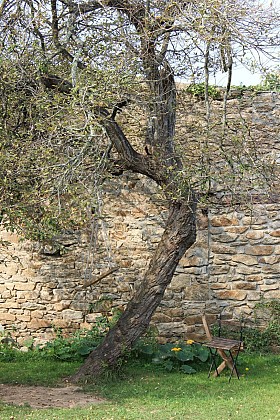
{"left": 71, "top": 199, "right": 196, "bottom": 382}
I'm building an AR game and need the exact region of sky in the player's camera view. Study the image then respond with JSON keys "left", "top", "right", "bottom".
{"left": 210, "top": 54, "right": 279, "bottom": 87}
{"left": 210, "top": 0, "right": 280, "bottom": 87}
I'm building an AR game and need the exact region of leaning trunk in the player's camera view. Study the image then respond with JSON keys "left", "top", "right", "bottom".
{"left": 71, "top": 199, "right": 196, "bottom": 382}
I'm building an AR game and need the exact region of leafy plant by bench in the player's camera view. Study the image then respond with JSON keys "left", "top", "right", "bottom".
{"left": 132, "top": 339, "right": 209, "bottom": 374}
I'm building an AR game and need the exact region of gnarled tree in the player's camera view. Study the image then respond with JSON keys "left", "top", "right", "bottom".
{"left": 0, "top": 0, "right": 279, "bottom": 380}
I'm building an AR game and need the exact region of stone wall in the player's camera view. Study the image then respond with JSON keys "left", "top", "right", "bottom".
{"left": 0, "top": 91, "right": 279, "bottom": 345}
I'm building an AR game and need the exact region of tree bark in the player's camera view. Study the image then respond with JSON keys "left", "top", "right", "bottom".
{"left": 71, "top": 199, "right": 196, "bottom": 382}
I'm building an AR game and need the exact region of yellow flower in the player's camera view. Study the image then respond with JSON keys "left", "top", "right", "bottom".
{"left": 186, "top": 339, "right": 194, "bottom": 345}
{"left": 171, "top": 347, "right": 182, "bottom": 352}
{"left": 245, "top": 367, "right": 249, "bottom": 371}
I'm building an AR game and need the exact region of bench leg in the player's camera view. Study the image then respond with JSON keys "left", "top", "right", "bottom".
{"left": 210, "top": 349, "right": 239, "bottom": 378}
{"left": 212, "top": 360, "right": 227, "bottom": 377}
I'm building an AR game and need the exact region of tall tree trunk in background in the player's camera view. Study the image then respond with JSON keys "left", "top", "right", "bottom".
{"left": 71, "top": 200, "right": 196, "bottom": 381}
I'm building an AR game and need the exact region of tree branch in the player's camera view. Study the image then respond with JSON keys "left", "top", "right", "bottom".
{"left": 95, "top": 107, "right": 165, "bottom": 185}
{"left": 60, "top": 0, "right": 146, "bottom": 28}
{"left": 51, "top": 0, "right": 86, "bottom": 68}
{"left": 0, "top": 0, "right": 8, "bottom": 17}
{"left": 77, "top": 266, "right": 119, "bottom": 289}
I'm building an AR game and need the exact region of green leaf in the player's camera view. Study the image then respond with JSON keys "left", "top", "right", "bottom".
{"left": 160, "top": 343, "right": 176, "bottom": 353}
{"left": 78, "top": 345, "right": 94, "bottom": 356}
{"left": 176, "top": 350, "right": 194, "bottom": 362}
{"left": 164, "top": 360, "right": 174, "bottom": 372}
{"left": 197, "top": 348, "right": 209, "bottom": 362}
{"left": 181, "top": 364, "right": 196, "bottom": 374}
{"left": 140, "top": 344, "right": 154, "bottom": 355}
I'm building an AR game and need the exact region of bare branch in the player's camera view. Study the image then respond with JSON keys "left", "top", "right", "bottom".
{"left": 77, "top": 266, "right": 119, "bottom": 289}
{"left": 50, "top": 0, "right": 86, "bottom": 68}
{"left": 95, "top": 107, "right": 164, "bottom": 185}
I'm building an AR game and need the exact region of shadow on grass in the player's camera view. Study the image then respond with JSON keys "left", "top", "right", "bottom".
{"left": 0, "top": 354, "right": 279, "bottom": 420}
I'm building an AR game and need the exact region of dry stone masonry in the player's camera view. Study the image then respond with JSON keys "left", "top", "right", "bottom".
{"left": 0, "top": 91, "right": 279, "bottom": 345}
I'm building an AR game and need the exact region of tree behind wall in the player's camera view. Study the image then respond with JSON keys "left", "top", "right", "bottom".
{"left": 0, "top": 0, "right": 279, "bottom": 380}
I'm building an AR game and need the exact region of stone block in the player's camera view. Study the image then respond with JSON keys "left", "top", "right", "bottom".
{"left": 16, "top": 314, "right": 31, "bottom": 322}
{"left": 263, "top": 291, "right": 280, "bottom": 299}
{"left": 215, "top": 233, "right": 240, "bottom": 243}
{"left": 245, "top": 245, "right": 274, "bottom": 255}
{"left": 270, "top": 230, "right": 280, "bottom": 237}
{"left": 53, "top": 289, "right": 67, "bottom": 301}
{"left": 156, "top": 322, "right": 186, "bottom": 337}
{"left": 184, "top": 315, "right": 207, "bottom": 325}
{"left": 226, "top": 226, "right": 248, "bottom": 234}
{"left": 265, "top": 279, "right": 278, "bottom": 285}
{"left": 53, "top": 301, "right": 71, "bottom": 311}
{"left": 213, "top": 255, "right": 231, "bottom": 265}
{"left": 247, "top": 291, "right": 261, "bottom": 301}
{"left": 209, "top": 275, "right": 231, "bottom": 283}
{"left": 260, "top": 284, "right": 279, "bottom": 291}
{"left": 245, "top": 230, "right": 265, "bottom": 240}
{"left": 40, "top": 290, "right": 53, "bottom": 300}
{"left": 231, "top": 255, "right": 258, "bottom": 266}
{"left": 246, "top": 275, "right": 263, "bottom": 282}
{"left": 0, "top": 300, "right": 19, "bottom": 309}
{"left": 24, "top": 291, "right": 40, "bottom": 300}
{"left": 1, "top": 290, "right": 12, "bottom": 299}
{"left": 22, "top": 302, "right": 45, "bottom": 310}
{"left": 211, "top": 215, "right": 239, "bottom": 227}
{"left": 210, "top": 245, "right": 236, "bottom": 254}
{"left": 210, "top": 283, "right": 229, "bottom": 290}
{"left": 209, "top": 266, "right": 230, "bottom": 275}
{"left": 0, "top": 273, "right": 12, "bottom": 281}
{"left": 183, "top": 266, "right": 207, "bottom": 275}
{"left": 275, "top": 245, "right": 280, "bottom": 254}
{"left": 235, "top": 282, "right": 256, "bottom": 290}
{"left": 180, "top": 255, "right": 207, "bottom": 267}
{"left": 80, "top": 322, "right": 92, "bottom": 330}
{"left": 242, "top": 216, "right": 262, "bottom": 225}
{"left": 71, "top": 302, "right": 89, "bottom": 311}
{"left": 10, "top": 274, "right": 28, "bottom": 282}
{"left": 15, "top": 291, "right": 26, "bottom": 299}
{"left": 261, "top": 265, "right": 280, "bottom": 274}
{"left": 62, "top": 309, "right": 83, "bottom": 321}
{"left": 165, "top": 308, "right": 184, "bottom": 319}
{"left": 20, "top": 268, "right": 37, "bottom": 278}
{"left": 29, "top": 319, "right": 51, "bottom": 329}
{"left": 259, "top": 256, "right": 280, "bottom": 264}
{"left": 233, "top": 306, "right": 252, "bottom": 317}
{"left": 0, "top": 313, "right": 16, "bottom": 322}
{"left": 236, "top": 265, "right": 261, "bottom": 275}
{"left": 171, "top": 274, "right": 189, "bottom": 290}
{"left": 14, "top": 282, "right": 35, "bottom": 291}
{"left": 51, "top": 319, "right": 70, "bottom": 328}
{"left": 184, "top": 285, "right": 209, "bottom": 301}
{"left": 152, "top": 312, "right": 172, "bottom": 323}
{"left": 262, "top": 237, "right": 280, "bottom": 245}
{"left": 32, "top": 310, "right": 44, "bottom": 319}
{"left": 3, "top": 263, "right": 19, "bottom": 276}
{"left": 0, "top": 285, "right": 6, "bottom": 294}
{"left": 215, "top": 290, "right": 247, "bottom": 301}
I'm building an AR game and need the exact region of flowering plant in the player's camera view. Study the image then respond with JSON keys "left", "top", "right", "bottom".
{"left": 134, "top": 339, "right": 209, "bottom": 374}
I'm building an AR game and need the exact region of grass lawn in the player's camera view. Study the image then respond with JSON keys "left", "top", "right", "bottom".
{"left": 0, "top": 354, "right": 279, "bottom": 419}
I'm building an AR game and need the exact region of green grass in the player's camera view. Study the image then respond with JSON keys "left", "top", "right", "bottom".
{"left": 0, "top": 354, "right": 279, "bottom": 419}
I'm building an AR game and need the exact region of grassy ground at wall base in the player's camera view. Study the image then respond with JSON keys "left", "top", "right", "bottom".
{"left": 0, "top": 354, "right": 279, "bottom": 420}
